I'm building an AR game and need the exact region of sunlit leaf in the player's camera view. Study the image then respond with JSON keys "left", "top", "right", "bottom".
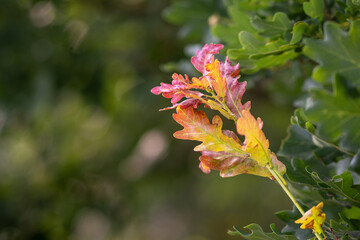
{"left": 295, "top": 202, "right": 326, "bottom": 235}
{"left": 191, "top": 43, "right": 224, "bottom": 75}
{"left": 205, "top": 59, "right": 227, "bottom": 98}
{"left": 173, "top": 106, "right": 245, "bottom": 155}
{"left": 290, "top": 22, "right": 310, "bottom": 44}
{"left": 173, "top": 106, "right": 284, "bottom": 178}
{"left": 237, "top": 110, "right": 271, "bottom": 166}
{"left": 199, "top": 150, "right": 275, "bottom": 178}
{"left": 225, "top": 80, "right": 251, "bottom": 119}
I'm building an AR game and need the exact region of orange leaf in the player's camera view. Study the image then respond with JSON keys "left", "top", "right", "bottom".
{"left": 295, "top": 202, "right": 326, "bottom": 235}
{"left": 173, "top": 106, "right": 245, "bottom": 156}
{"left": 205, "top": 59, "right": 227, "bottom": 98}
{"left": 199, "top": 150, "right": 275, "bottom": 178}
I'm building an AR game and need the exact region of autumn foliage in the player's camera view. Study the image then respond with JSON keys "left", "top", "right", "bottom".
{"left": 152, "top": 44, "right": 285, "bottom": 179}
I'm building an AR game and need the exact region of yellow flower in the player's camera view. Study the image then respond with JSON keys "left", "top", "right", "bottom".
{"left": 295, "top": 202, "right": 326, "bottom": 235}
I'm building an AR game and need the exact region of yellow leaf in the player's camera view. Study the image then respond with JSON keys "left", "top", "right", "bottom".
{"left": 295, "top": 202, "right": 326, "bottom": 235}
{"left": 173, "top": 106, "right": 245, "bottom": 156}
{"left": 236, "top": 110, "right": 271, "bottom": 166}
{"left": 205, "top": 59, "right": 227, "bottom": 98}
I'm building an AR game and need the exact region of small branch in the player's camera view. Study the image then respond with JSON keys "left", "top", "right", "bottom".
{"left": 266, "top": 166, "right": 305, "bottom": 215}
{"left": 266, "top": 166, "right": 323, "bottom": 240}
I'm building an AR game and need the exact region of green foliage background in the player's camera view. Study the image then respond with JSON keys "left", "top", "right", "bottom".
{"left": 2, "top": 0, "right": 359, "bottom": 239}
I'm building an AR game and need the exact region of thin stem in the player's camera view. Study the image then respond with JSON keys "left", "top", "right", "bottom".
{"left": 209, "top": 91, "right": 238, "bottom": 122}
{"left": 314, "top": 232, "right": 323, "bottom": 240}
{"left": 266, "top": 166, "right": 323, "bottom": 240}
{"left": 266, "top": 166, "right": 305, "bottom": 215}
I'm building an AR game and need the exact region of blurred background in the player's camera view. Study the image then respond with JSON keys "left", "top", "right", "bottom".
{"left": 0, "top": 0, "right": 295, "bottom": 239}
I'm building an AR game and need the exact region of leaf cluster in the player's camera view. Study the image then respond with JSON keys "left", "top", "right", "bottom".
{"left": 152, "top": 44, "right": 286, "bottom": 179}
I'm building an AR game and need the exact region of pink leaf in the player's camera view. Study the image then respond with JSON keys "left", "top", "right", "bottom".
{"left": 191, "top": 43, "right": 223, "bottom": 75}
{"left": 225, "top": 80, "right": 251, "bottom": 118}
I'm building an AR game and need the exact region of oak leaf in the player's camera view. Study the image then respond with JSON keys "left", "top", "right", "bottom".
{"left": 237, "top": 110, "right": 271, "bottom": 166}
{"left": 173, "top": 106, "right": 245, "bottom": 155}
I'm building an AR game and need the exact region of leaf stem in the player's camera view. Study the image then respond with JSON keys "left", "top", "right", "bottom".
{"left": 266, "top": 166, "right": 305, "bottom": 215}
{"left": 266, "top": 166, "right": 323, "bottom": 240}
{"left": 209, "top": 91, "right": 238, "bottom": 122}
{"left": 310, "top": 133, "right": 354, "bottom": 156}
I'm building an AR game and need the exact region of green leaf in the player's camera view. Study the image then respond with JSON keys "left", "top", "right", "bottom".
{"left": 303, "top": 0, "right": 325, "bottom": 21}
{"left": 305, "top": 121, "right": 316, "bottom": 134}
{"left": 343, "top": 206, "right": 360, "bottom": 220}
{"left": 228, "top": 224, "right": 297, "bottom": 240}
{"left": 304, "top": 78, "right": 360, "bottom": 153}
{"left": 303, "top": 21, "right": 360, "bottom": 85}
{"left": 228, "top": 31, "right": 299, "bottom": 73}
{"left": 349, "top": 151, "right": 360, "bottom": 174}
{"left": 211, "top": 7, "right": 257, "bottom": 48}
{"left": 251, "top": 12, "right": 292, "bottom": 38}
{"left": 311, "top": 171, "right": 360, "bottom": 205}
{"left": 290, "top": 22, "right": 310, "bottom": 44}
{"left": 276, "top": 207, "right": 314, "bottom": 240}
{"left": 330, "top": 219, "right": 360, "bottom": 240}
{"left": 286, "top": 158, "right": 318, "bottom": 186}
{"left": 352, "top": 0, "right": 360, "bottom": 7}
{"left": 229, "top": 0, "right": 273, "bottom": 11}
{"left": 340, "top": 211, "right": 360, "bottom": 232}
{"left": 313, "top": 147, "right": 344, "bottom": 165}
{"left": 291, "top": 108, "right": 308, "bottom": 128}
{"left": 311, "top": 65, "right": 333, "bottom": 84}
{"left": 278, "top": 125, "right": 317, "bottom": 160}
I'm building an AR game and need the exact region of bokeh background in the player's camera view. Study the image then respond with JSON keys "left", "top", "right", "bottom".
{"left": 0, "top": 0, "right": 296, "bottom": 239}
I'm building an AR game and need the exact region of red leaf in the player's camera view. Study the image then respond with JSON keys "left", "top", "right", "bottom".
{"left": 225, "top": 80, "right": 251, "bottom": 119}
{"left": 191, "top": 43, "right": 223, "bottom": 74}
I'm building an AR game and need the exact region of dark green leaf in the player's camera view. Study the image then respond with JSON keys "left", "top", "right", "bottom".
{"left": 228, "top": 224, "right": 297, "bottom": 240}
{"left": 276, "top": 207, "right": 313, "bottom": 240}
{"left": 278, "top": 125, "right": 317, "bottom": 160}
{"left": 349, "top": 151, "right": 360, "bottom": 174}
{"left": 304, "top": 78, "right": 360, "bottom": 153}
{"left": 228, "top": 31, "right": 299, "bottom": 73}
{"left": 286, "top": 158, "right": 318, "bottom": 186}
{"left": 251, "top": 12, "right": 292, "bottom": 38}
{"left": 292, "top": 108, "right": 308, "bottom": 128}
{"left": 303, "top": 21, "right": 360, "bottom": 85}
{"left": 311, "top": 171, "right": 360, "bottom": 205}
{"left": 313, "top": 147, "right": 344, "bottom": 165}
{"left": 329, "top": 219, "right": 360, "bottom": 240}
